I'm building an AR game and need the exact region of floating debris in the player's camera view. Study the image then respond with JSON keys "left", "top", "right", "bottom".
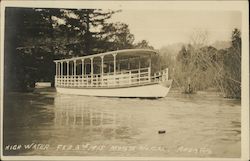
{"left": 158, "top": 130, "right": 166, "bottom": 134}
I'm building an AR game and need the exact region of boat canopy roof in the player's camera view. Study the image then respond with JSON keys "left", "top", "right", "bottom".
{"left": 54, "top": 49, "right": 158, "bottom": 63}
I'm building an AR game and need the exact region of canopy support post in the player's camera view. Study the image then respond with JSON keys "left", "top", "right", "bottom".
{"left": 74, "top": 60, "right": 76, "bottom": 76}
{"left": 149, "top": 56, "right": 152, "bottom": 69}
{"left": 90, "top": 58, "right": 94, "bottom": 86}
{"left": 55, "top": 62, "right": 58, "bottom": 77}
{"left": 61, "top": 62, "right": 63, "bottom": 76}
{"left": 67, "top": 61, "right": 69, "bottom": 87}
{"left": 128, "top": 58, "right": 130, "bottom": 70}
{"left": 74, "top": 60, "right": 76, "bottom": 87}
{"left": 81, "top": 59, "right": 84, "bottom": 77}
{"left": 112, "top": 53, "right": 117, "bottom": 75}
{"left": 67, "top": 61, "right": 69, "bottom": 77}
{"left": 58, "top": 62, "right": 60, "bottom": 76}
{"left": 84, "top": 63, "right": 86, "bottom": 75}
{"left": 81, "top": 59, "right": 84, "bottom": 87}
{"left": 71, "top": 62, "right": 73, "bottom": 76}
{"left": 139, "top": 57, "right": 141, "bottom": 69}
{"left": 139, "top": 57, "right": 141, "bottom": 84}
{"left": 61, "top": 62, "right": 64, "bottom": 87}
{"left": 101, "top": 56, "right": 104, "bottom": 86}
{"left": 55, "top": 62, "right": 58, "bottom": 87}
{"left": 112, "top": 53, "right": 117, "bottom": 86}
{"left": 149, "top": 57, "right": 151, "bottom": 82}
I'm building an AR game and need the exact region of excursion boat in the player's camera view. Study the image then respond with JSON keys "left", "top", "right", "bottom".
{"left": 54, "top": 49, "right": 172, "bottom": 98}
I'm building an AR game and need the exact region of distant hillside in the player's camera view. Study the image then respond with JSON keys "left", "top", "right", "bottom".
{"left": 210, "top": 41, "right": 231, "bottom": 50}
{"left": 159, "top": 41, "right": 231, "bottom": 56}
{"left": 159, "top": 42, "right": 185, "bottom": 57}
{"left": 159, "top": 41, "right": 231, "bottom": 61}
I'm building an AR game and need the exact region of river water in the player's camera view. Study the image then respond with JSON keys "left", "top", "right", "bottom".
{"left": 3, "top": 88, "right": 241, "bottom": 158}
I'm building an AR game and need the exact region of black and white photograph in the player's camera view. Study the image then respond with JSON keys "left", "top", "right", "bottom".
{"left": 1, "top": 1, "right": 249, "bottom": 160}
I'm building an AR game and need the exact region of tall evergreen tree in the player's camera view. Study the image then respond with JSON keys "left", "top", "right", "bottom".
{"left": 100, "top": 22, "right": 135, "bottom": 51}
{"left": 222, "top": 28, "right": 241, "bottom": 98}
{"left": 4, "top": 7, "right": 60, "bottom": 91}
{"left": 4, "top": 8, "right": 137, "bottom": 91}
{"left": 60, "top": 9, "right": 117, "bottom": 55}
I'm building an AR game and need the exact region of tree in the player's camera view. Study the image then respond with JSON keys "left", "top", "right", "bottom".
{"left": 189, "top": 29, "right": 209, "bottom": 49}
{"left": 134, "top": 40, "right": 154, "bottom": 49}
{"left": 175, "top": 44, "right": 196, "bottom": 93}
{"left": 221, "top": 28, "right": 241, "bottom": 98}
{"left": 4, "top": 8, "right": 138, "bottom": 92}
{"left": 174, "top": 30, "right": 220, "bottom": 93}
{"left": 171, "top": 28, "right": 241, "bottom": 98}
{"left": 176, "top": 45, "right": 191, "bottom": 67}
{"left": 4, "top": 7, "right": 60, "bottom": 91}
{"left": 59, "top": 9, "right": 117, "bottom": 55}
{"left": 100, "top": 22, "right": 135, "bottom": 51}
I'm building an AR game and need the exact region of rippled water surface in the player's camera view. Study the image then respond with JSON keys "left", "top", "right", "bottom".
{"left": 3, "top": 88, "right": 241, "bottom": 157}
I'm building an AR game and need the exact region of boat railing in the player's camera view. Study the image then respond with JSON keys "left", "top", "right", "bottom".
{"left": 151, "top": 68, "right": 168, "bottom": 82}
{"left": 55, "top": 67, "right": 168, "bottom": 88}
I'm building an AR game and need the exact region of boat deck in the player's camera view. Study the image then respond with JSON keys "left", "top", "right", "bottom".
{"left": 55, "top": 67, "right": 168, "bottom": 88}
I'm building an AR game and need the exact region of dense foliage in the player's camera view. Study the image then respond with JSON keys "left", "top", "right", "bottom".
{"left": 4, "top": 7, "right": 152, "bottom": 92}
{"left": 4, "top": 8, "right": 241, "bottom": 98}
{"left": 161, "top": 29, "right": 241, "bottom": 98}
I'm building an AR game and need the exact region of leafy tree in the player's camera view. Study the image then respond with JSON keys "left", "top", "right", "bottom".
{"left": 168, "top": 28, "right": 241, "bottom": 98}
{"left": 176, "top": 45, "right": 191, "bottom": 67}
{"left": 175, "top": 45, "right": 195, "bottom": 93}
{"left": 134, "top": 40, "right": 154, "bottom": 49}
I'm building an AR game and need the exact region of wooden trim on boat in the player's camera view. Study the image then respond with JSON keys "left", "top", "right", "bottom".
{"left": 54, "top": 49, "right": 158, "bottom": 63}
{"left": 56, "top": 83, "right": 171, "bottom": 98}
{"left": 56, "top": 82, "right": 159, "bottom": 89}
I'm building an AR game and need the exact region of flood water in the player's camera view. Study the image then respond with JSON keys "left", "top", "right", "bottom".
{"left": 3, "top": 88, "right": 241, "bottom": 158}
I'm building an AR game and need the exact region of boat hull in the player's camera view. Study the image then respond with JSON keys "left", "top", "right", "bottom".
{"left": 56, "top": 83, "right": 170, "bottom": 98}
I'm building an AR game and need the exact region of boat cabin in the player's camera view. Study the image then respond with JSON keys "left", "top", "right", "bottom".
{"left": 54, "top": 49, "right": 168, "bottom": 88}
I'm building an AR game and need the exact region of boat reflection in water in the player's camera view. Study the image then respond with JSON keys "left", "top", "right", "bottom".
{"left": 3, "top": 91, "right": 241, "bottom": 157}
{"left": 53, "top": 94, "right": 137, "bottom": 141}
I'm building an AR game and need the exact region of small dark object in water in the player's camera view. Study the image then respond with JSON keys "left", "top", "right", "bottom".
{"left": 158, "top": 130, "right": 166, "bottom": 134}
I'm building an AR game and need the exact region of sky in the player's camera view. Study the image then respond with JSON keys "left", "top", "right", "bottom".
{"left": 109, "top": 10, "right": 241, "bottom": 49}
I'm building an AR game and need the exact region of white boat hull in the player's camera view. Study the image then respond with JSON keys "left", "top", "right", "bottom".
{"left": 56, "top": 83, "right": 171, "bottom": 98}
